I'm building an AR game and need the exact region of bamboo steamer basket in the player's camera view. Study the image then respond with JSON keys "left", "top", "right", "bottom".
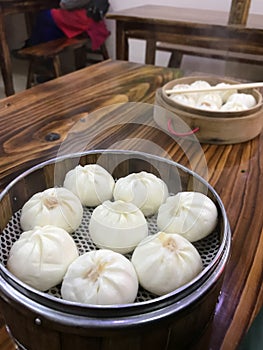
{"left": 0, "top": 150, "right": 231, "bottom": 350}
{"left": 154, "top": 76, "right": 263, "bottom": 144}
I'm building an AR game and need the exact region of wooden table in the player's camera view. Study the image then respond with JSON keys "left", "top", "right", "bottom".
{"left": 106, "top": 5, "right": 263, "bottom": 65}
{"left": 0, "top": 60, "right": 262, "bottom": 349}
{"left": 0, "top": 0, "right": 59, "bottom": 97}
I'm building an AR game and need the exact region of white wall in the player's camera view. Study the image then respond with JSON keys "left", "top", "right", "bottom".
{"left": 105, "top": 0, "right": 263, "bottom": 81}
{"left": 109, "top": 0, "right": 232, "bottom": 11}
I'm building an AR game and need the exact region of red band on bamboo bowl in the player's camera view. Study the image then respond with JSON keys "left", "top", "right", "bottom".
{"left": 167, "top": 119, "right": 200, "bottom": 137}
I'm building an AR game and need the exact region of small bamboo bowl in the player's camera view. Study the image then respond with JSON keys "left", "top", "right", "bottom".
{"left": 154, "top": 76, "right": 263, "bottom": 144}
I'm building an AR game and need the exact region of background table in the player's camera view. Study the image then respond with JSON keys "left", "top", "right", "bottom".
{"left": 107, "top": 5, "right": 263, "bottom": 66}
{"left": 0, "top": 60, "right": 262, "bottom": 349}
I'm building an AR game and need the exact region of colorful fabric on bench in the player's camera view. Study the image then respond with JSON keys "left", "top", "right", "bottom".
{"left": 27, "top": 8, "right": 110, "bottom": 51}
{"left": 27, "top": 10, "right": 65, "bottom": 45}
{"left": 52, "top": 8, "right": 110, "bottom": 50}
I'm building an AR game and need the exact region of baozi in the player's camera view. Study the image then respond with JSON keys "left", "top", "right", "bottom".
{"left": 167, "top": 79, "right": 257, "bottom": 112}
{"left": 157, "top": 191, "right": 218, "bottom": 242}
{"left": 220, "top": 92, "right": 257, "bottom": 111}
{"left": 196, "top": 93, "right": 223, "bottom": 110}
{"left": 61, "top": 249, "right": 139, "bottom": 305}
{"left": 63, "top": 164, "right": 115, "bottom": 206}
{"left": 170, "top": 93, "right": 196, "bottom": 107}
{"left": 189, "top": 80, "right": 211, "bottom": 102}
{"left": 220, "top": 101, "right": 248, "bottom": 111}
{"left": 190, "top": 80, "right": 211, "bottom": 90}
{"left": 7, "top": 225, "right": 79, "bottom": 291}
{"left": 113, "top": 171, "right": 169, "bottom": 216}
{"left": 20, "top": 187, "right": 83, "bottom": 234}
{"left": 89, "top": 200, "right": 148, "bottom": 254}
{"left": 131, "top": 232, "right": 203, "bottom": 296}
{"left": 20, "top": 187, "right": 83, "bottom": 233}
{"left": 215, "top": 83, "right": 237, "bottom": 103}
{"left": 170, "top": 84, "right": 196, "bottom": 106}
{"left": 227, "top": 93, "right": 256, "bottom": 108}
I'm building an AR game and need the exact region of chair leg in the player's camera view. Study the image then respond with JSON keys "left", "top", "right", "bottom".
{"left": 52, "top": 55, "right": 62, "bottom": 77}
{"left": 0, "top": 11, "right": 15, "bottom": 95}
{"left": 74, "top": 45, "right": 87, "bottom": 70}
{"left": 26, "top": 60, "right": 35, "bottom": 89}
{"left": 100, "top": 43, "right": 109, "bottom": 60}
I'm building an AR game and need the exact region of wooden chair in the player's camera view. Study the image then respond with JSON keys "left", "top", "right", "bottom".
{"left": 16, "top": 36, "right": 109, "bottom": 88}
{"left": 0, "top": 0, "right": 61, "bottom": 96}
{"left": 0, "top": 7, "right": 15, "bottom": 96}
{"left": 0, "top": 0, "right": 109, "bottom": 95}
{"left": 156, "top": 0, "right": 262, "bottom": 68}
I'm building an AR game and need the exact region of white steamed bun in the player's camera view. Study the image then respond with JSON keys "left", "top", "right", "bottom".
{"left": 215, "top": 83, "right": 237, "bottom": 103}
{"left": 227, "top": 93, "right": 256, "bottom": 108}
{"left": 131, "top": 232, "right": 203, "bottom": 296}
{"left": 20, "top": 187, "right": 83, "bottom": 234}
{"left": 196, "top": 93, "right": 223, "bottom": 110}
{"left": 113, "top": 171, "right": 169, "bottom": 216}
{"left": 89, "top": 200, "right": 148, "bottom": 254}
{"left": 157, "top": 191, "right": 218, "bottom": 242}
{"left": 61, "top": 249, "right": 138, "bottom": 305}
{"left": 7, "top": 225, "right": 79, "bottom": 291}
{"left": 63, "top": 164, "right": 115, "bottom": 207}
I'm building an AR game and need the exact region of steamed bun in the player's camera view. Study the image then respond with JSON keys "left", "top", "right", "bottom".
{"left": 7, "top": 225, "right": 79, "bottom": 291}
{"left": 113, "top": 171, "right": 169, "bottom": 216}
{"left": 131, "top": 232, "right": 203, "bottom": 295}
{"left": 20, "top": 187, "right": 83, "bottom": 234}
{"left": 63, "top": 164, "right": 115, "bottom": 207}
{"left": 89, "top": 200, "right": 148, "bottom": 254}
{"left": 157, "top": 191, "right": 218, "bottom": 242}
{"left": 61, "top": 249, "right": 138, "bottom": 305}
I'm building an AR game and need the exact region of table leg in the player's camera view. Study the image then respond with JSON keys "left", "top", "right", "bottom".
{"left": 0, "top": 10, "right": 15, "bottom": 96}
{"left": 168, "top": 51, "right": 184, "bottom": 68}
{"left": 116, "top": 21, "right": 128, "bottom": 60}
{"left": 145, "top": 38, "right": 156, "bottom": 65}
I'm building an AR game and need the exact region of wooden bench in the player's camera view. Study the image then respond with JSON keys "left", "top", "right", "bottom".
{"left": 16, "top": 36, "right": 109, "bottom": 88}
{"left": 0, "top": 0, "right": 109, "bottom": 95}
{"left": 0, "top": 0, "right": 60, "bottom": 96}
{"left": 156, "top": 0, "right": 263, "bottom": 68}
{"left": 157, "top": 42, "right": 263, "bottom": 67}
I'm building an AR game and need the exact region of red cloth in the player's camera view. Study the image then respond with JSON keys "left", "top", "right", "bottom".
{"left": 51, "top": 9, "right": 110, "bottom": 50}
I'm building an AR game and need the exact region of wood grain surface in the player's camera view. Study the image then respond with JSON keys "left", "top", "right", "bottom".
{"left": 0, "top": 60, "right": 262, "bottom": 350}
